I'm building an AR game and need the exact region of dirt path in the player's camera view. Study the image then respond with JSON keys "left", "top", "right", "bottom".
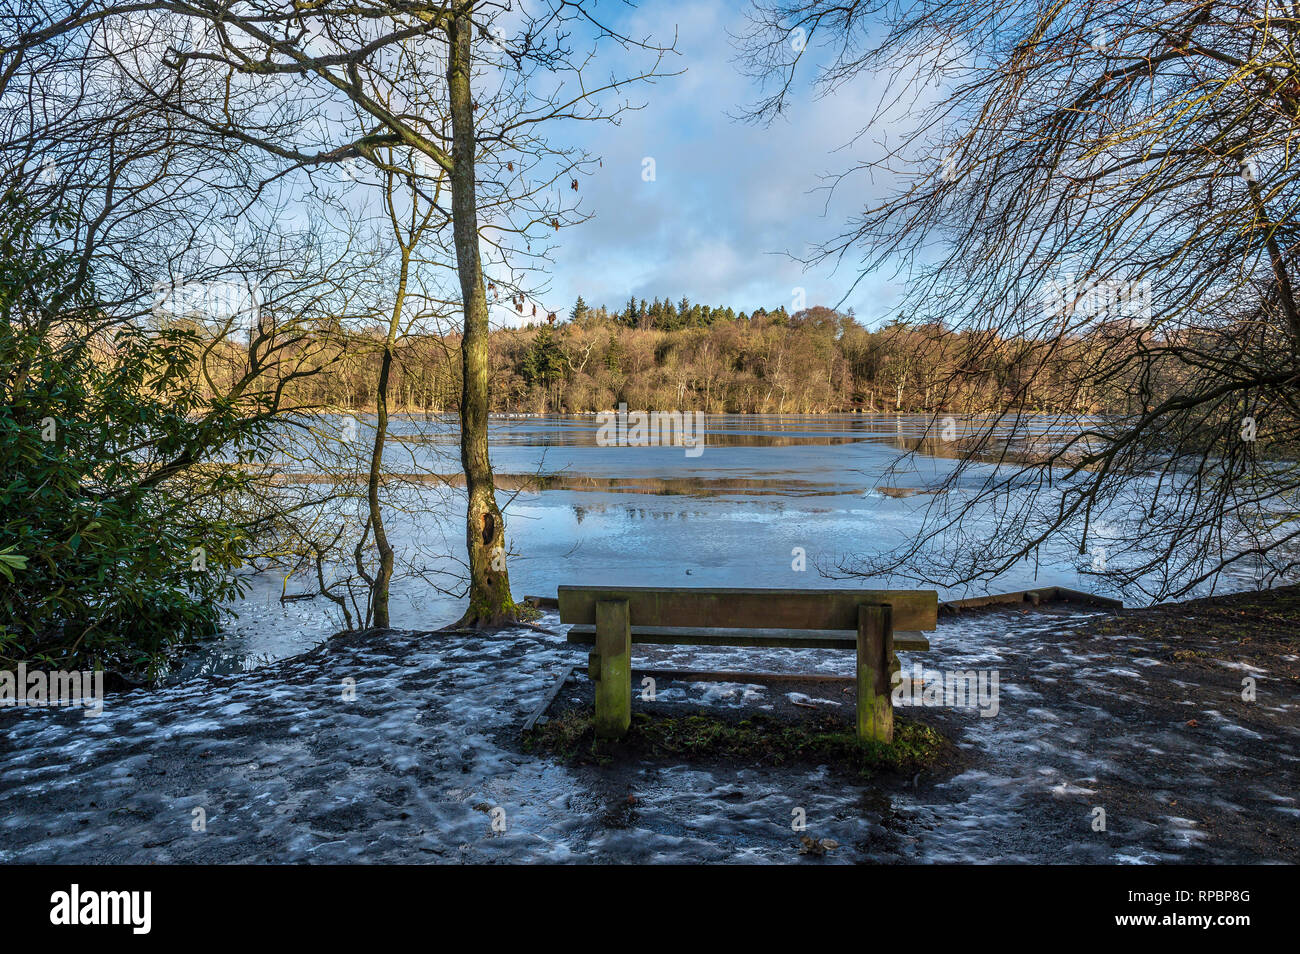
{"left": 1, "top": 589, "right": 1296, "bottom": 863}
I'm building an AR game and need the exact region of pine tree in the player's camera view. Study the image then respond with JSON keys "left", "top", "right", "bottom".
{"left": 571, "top": 295, "right": 589, "bottom": 323}
{"left": 663, "top": 300, "right": 679, "bottom": 331}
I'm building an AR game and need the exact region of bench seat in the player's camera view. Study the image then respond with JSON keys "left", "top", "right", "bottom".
{"left": 557, "top": 585, "right": 938, "bottom": 742}
{"left": 566, "top": 624, "right": 929, "bottom": 652}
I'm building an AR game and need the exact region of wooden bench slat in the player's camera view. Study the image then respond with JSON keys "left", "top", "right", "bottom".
{"left": 566, "top": 623, "right": 930, "bottom": 652}
{"left": 558, "top": 586, "right": 938, "bottom": 632}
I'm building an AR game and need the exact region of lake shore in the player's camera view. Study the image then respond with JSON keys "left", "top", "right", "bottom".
{"left": 1, "top": 586, "right": 1296, "bottom": 863}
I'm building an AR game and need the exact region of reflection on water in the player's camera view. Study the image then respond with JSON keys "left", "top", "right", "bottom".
{"left": 377, "top": 411, "right": 1060, "bottom": 453}
{"left": 197, "top": 414, "right": 1180, "bottom": 676}
{"left": 274, "top": 471, "right": 856, "bottom": 496}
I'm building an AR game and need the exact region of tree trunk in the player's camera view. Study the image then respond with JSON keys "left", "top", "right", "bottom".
{"left": 447, "top": 10, "right": 517, "bottom": 627}
{"left": 366, "top": 216, "right": 413, "bottom": 630}
{"left": 368, "top": 345, "right": 395, "bottom": 628}
{"left": 1248, "top": 178, "right": 1300, "bottom": 345}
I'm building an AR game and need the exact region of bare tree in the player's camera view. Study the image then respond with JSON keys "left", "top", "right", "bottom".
{"left": 0, "top": 7, "right": 396, "bottom": 668}
{"left": 72, "top": 0, "right": 675, "bottom": 626}
{"left": 737, "top": 0, "right": 1300, "bottom": 600}
{"left": 9, "top": 1, "right": 674, "bottom": 626}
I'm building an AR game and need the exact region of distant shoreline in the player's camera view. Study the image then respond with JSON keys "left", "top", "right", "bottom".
{"left": 313, "top": 408, "right": 1082, "bottom": 418}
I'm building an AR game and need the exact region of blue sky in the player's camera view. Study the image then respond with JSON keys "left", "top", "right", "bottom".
{"left": 514, "top": 0, "right": 909, "bottom": 327}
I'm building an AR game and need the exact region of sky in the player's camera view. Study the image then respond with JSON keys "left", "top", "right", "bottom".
{"left": 491, "top": 0, "right": 910, "bottom": 328}
{"left": 70, "top": 0, "right": 915, "bottom": 332}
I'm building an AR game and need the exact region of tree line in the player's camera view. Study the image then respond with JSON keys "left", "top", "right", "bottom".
{"left": 267, "top": 302, "right": 1144, "bottom": 417}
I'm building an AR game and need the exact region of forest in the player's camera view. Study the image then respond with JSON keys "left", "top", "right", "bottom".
{"left": 263, "top": 299, "right": 1139, "bottom": 417}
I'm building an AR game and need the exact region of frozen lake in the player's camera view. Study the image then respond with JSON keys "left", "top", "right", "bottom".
{"left": 201, "top": 413, "right": 1235, "bottom": 677}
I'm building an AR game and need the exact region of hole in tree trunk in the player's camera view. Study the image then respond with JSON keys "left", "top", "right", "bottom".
{"left": 481, "top": 511, "right": 495, "bottom": 547}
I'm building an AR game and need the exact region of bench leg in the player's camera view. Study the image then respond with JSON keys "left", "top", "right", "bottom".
{"left": 593, "top": 599, "right": 631, "bottom": 738}
{"left": 857, "top": 604, "right": 894, "bottom": 744}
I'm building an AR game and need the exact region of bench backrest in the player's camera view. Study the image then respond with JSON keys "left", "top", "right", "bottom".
{"left": 557, "top": 586, "right": 938, "bottom": 632}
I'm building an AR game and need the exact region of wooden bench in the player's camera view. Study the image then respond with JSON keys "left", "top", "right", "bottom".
{"left": 558, "top": 586, "right": 938, "bottom": 743}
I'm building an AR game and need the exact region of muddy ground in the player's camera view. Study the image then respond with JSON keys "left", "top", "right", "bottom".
{"left": 0, "top": 588, "right": 1296, "bottom": 863}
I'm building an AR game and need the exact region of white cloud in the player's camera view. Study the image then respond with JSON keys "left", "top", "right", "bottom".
{"left": 539, "top": 0, "right": 915, "bottom": 324}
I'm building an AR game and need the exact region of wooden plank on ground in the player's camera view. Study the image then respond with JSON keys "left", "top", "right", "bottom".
{"left": 558, "top": 586, "right": 938, "bottom": 632}
{"left": 940, "top": 591, "right": 1030, "bottom": 611}
{"left": 940, "top": 586, "right": 1123, "bottom": 613}
{"left": 522, "top": 664, "right": 575, "bottom": 732}
{"left": 1051, "top": 586, "right": 1124, "bottom": 609}
{"left": 566, "top": 623, "right": 929, "bottom": 651}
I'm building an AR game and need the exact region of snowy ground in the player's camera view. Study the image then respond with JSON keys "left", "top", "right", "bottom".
{"left": 1, "top": 605, "right": 1296, "bottom": 863}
